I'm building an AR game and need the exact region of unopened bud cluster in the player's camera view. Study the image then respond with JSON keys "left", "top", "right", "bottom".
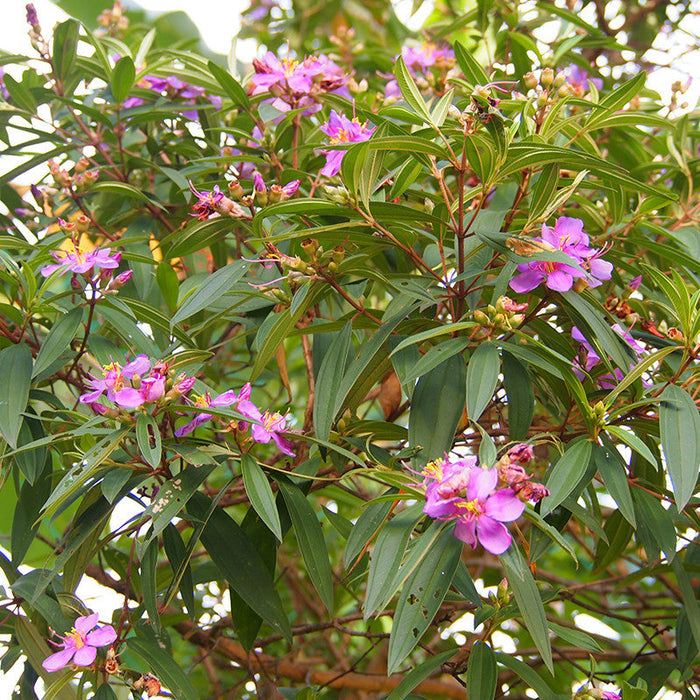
{"left": 48, "top": 158, "right": 99, "bottom": 194}
{"left": 473, "top": 296, "right": 528, "bottom": 336}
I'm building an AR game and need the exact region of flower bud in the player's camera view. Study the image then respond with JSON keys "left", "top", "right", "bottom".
{"left": 228, "top": 180, "right": 244, "bottom": 199}
{"left": 541, "top": 68, "right": 554, "bottom": 88}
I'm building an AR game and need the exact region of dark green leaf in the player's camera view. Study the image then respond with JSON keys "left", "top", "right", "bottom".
{"left": 241, "top": 453, "right": 282, "bottom": 542}
{"left": 594, "top": 441, "right": 635, "bottom": 527}
{"left": 32, "top": 307, "right": 83, "bottom": 379}
{"left": 502, "top": 350, "right": 534, "bottom": 441}
{"left": 276, "top": 477, "right": 334, "bottom": 613}
{"left": 163, "top": 523, "right": 195, "bottom": 618}
{"left": 135, "top": 413, "right": 161, "bottom": 470}
{"left": 500, "top": 545, "right": 553, "bottom": 673}
{"left": 170, "top": 260, "right": 249, "bottom": 328}
{"left": 111, "top": 55, "right": 135, "bottom": 102}
{"left": 344, "top": 489, "right": 397, "bottom": 569}
{"left": 409, "top": 354, "right": 466, "bottom": 464}
{"left": 387, "top": 525, "right": 461, "bottom": 674}
{"left": 453, "top": 40, "right": 490, "bottom": 86}
{"left": 393, "top": 56, "right": 431, "bottom": 122}
{"left": 659, "top": 385, "right": 700, "bottom": 512}
{"left": 466, "top": 341, "right": 499, "bottom": 422}
{"left": 540, "top": 439, "right": 593, "bottom": 517}
{"left": 466, "top": 641, "right": 497, "bottom": 700}
{"left": 52, "top": 20, "right": 80, "bottom": 84}
{"left": 207, "top": 60, "right": 250, "bottom": 109}
{"left": 495, "top": 653, "right": 558, "bottom": 700}
{"left": 0, "top": 343, "right": 33, "bottom": 449}
{"left": 385, "top": 648, "right": 458, "bottom": 700}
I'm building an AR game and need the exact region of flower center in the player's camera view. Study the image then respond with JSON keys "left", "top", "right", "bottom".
{"left": 456, "top": 498, "right": 484, "bottom": 518}
{"left": 193, "top": 393, "right": 211, "bottom": 408}
{"left": 280, "top": 58, "right": 299, "bottom": 78}
{"left": 66, "top": 628, "right": 86, "bottom": 649}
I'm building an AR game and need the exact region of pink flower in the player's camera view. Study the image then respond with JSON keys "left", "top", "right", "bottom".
{"left": 572, "top": 323, "right": 646, "bottom": 389}
{"left": 41, "top": 239, "right": 121, "bottom": 278}
{"left": 250, "top": 52, "right": 348, "bottom": 115}
{"left": 402, "top": 42, "right": 455, "bottom": 72}
{"left": 174, "top": 385, "right": 254, "bottom": 437}
{"left": 42, "top": 613, "right": 117, "bottom": 672}
{"left": 319, "top": 110, "right": 375, "bottom": 177}
{"left": 600, "top": 692, "right": 621, "bottom": 700}
{"left": 509, "top": 217, "right": 612, "bottom": 293}
{"left": 79, "top": 355, "right": 155, "bottom": 409}
{"left": 419, "top": 457, "right": 524, "bottom": 555}
{"left": 250, "top": 410, "right": 295, "bottom": 456}
{"left": 566, "top": 65, "right": 603, "bottom": 93}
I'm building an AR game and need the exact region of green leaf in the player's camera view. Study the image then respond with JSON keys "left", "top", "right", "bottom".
{"left": 528, "top": 164, "right": 560, "bottom": 222}
{"left": 593, "top": 509, "right": 633, "bottom": 572}
{"left": 453, "top": 40, "right": 490, "bottom": 86}
{"left": 387, "top": 525, "right": 462, "bottom": 674}
{"left": 0, "top": 343, "right": 33, "bottom": 449}
{"left": 170, "top": 259, "right": 249, "bottom": 328}
{"left": 313, "top": 323, "right": 353, "bottom": 442}
{"left": 241, "top": 454, "right": 282, "bottom": 542}
{"left": 11, "top": 462, "right": 52, "bottom": 565}
{"left": 3, "top": 74, "right": 37, "bottom": 113}
{"left": 466, "top": 641, "right": 497, "bottom": 700}
{"left": 344, "top": 489, "right": 397, "bottom": 569}
{"left": 364, "top": 504, "right": 425, "bottom": 618}
{"left": 385, "top": 648, "right": 458, "bottom": 700}
{"left": 594, "top": 441, "right": 635, "bottom": 527}
{"left": 207, "top": 59, "right": 250, "bottom": 109}
{"left": 659, "top": 385, "right": 700, "bottom": 512}
{"left": 14, "top": 411, "right": 48, "bottom": 484}
{"left": 540, "top": 440, "right": 593, "bottom": 517}
{"left": 466, "top": 341, "right": 499, "bottom": 422}
{"left": 495, "top": 652, "right": 558, "bottom": 700}
{"left": 187, "top": 492, "right": 292, "bottom": 641}
{"left": 135, "top": 413, "right": 161, "bottom": 469}
{"left": 502, "top": 350, "right": 534, "bottom": 441}
{"left": 52, "top": 19, "right": 80, "bottom": 85}
{"left": 140, "top": 538, "right": 161, "bottom": 634}
{"left": 547, "top": 621, "right": 603, "bottom": 653}
{"left": 139, "top": 463, "right": 216, "bottom": 555}
{"left": 500, "top": 545, "right": 553, "bottom": 674}
{"left": 632, "top": 488, "right": 676, "bottom": 561}
{"left": 162, "top": 523, "right": 195, "bottom": 618}
{"left": 111, "top": 55, "right": 136, "bottom": 102}
{"left": 401, "top": 337, "right": 469, "bottom": 385}
{"left": 32, "top": 307, "right": 83, "bottom": 379}
{"left": 393, "top": 56, "right": 431, "bottom": 122}
{"left": 408, "top": 354, "right": 466, "bottom": 464}
{"left": 276, "top": 477, "right": 334, "bottom": 613}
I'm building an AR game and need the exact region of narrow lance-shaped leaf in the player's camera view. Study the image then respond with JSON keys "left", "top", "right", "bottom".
{"left": 241, "top": 453, "right": 282, "bottom": 542}
{"left": 0, "top": 343, "right": 33, "bottom": 449}
{"left": 466, "top": 340, "right": 499, "bottom": 422}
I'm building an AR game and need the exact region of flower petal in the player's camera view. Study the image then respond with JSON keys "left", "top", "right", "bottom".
{"left": 466, "top": 467, "right": 498, "bottom": 502}
{"left": 454, "top": 518, "right": 477, "bottom": 548}
{"left": 484, "top": 489, "right": 525, "bottom": 522}
{"left": 72, "top": 644, "right": 97, "bottom": 666}
{"left": 74, "top": 613, "right": 99, "bottom": 634}
{"left": 85, "top": 624, "right": 117, "bottom": 647}
{"left": 475, "top": 516, "right": 512, "bottom": 555}
{"left": 42, "top": 648, "right": 76, "bottom": 672}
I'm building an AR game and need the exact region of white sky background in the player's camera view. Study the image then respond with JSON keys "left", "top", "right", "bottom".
{"left": 0, "top": 0, "right": 697, "bottom": 696}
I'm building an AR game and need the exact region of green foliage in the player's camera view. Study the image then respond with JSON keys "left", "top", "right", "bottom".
{"left": 0, "top": 0, "right": 698, "bottom": 697}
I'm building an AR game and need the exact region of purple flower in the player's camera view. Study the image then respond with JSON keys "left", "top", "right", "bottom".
{"left": 402, "top": 42, "right": 455, "bottom": 72}
{"left": 42, "top": 613, "right": 117, "bottom": 672}
{"left": 319, "top": 111, "right": 376, "bottom": 177}
{"left": 509, "top": 217, "right": 612, "bottom": 294}
{"left": 80, "top": 355, "right": 151, "bottom": 409}
{"left": 174, "top": 387, "right": 248, "bottom": 437}
{"left": 600, "top": 692, "right": 621, "bottom": 700}
{"left": 566, "top": 65, "right": 603, "bottom": 93}
{"left": 41, "top": 239, "right": 121, "bottom": 278}
{"left": 419, "top": 457, "right": 525, "bottom": 555}
{"left": 572, "top": 323, "right": 646, "bottom": 389}
{"left": 124, "top": 74, "right": 220, "bottom": 117}
{"left": 250, "top": 410, "right": 295, "bottom": 456}
{"left": 250, "top": 52, "right": 348, "bottom": 115}
{"left": 26, "top": 4, "right": 39, "bottom": 28}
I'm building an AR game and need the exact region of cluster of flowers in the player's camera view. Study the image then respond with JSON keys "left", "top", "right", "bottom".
{"left": 174, "top": 383, "right": 295, "bottom": 457}
{"left": 123, "top": 74, "right": 221, "bottom": 120}
{"left": 79, "top": 355, "right": 192, "bottom": 410}
{"left": 385, "top": 41, "right": 456, "bottom": 100}
{"left": 573, "top": 323, "right": 646, "bottom": 389}
{"left": 78, "top": 354, "right": 296, "bottom": 455}
{"left": 510, "top": 217, "right": 613, "bottom": 294}
{"left": 417, "top": 444, "right": 548, "bottom": 555}
{"left": 189, "top": 174, "right": 300, "bottom": 220}
{"left": 249, "top": 51, "right": 349, "bottom": 115}
{"left": 41, "top": 231, "right": 131, "bottom": 295}
{"left": 319, "top": 110, "right": 376, "bottom": 177}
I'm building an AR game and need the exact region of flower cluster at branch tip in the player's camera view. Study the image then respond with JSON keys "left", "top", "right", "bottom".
{"left": 123, "top": 74, "right": 221, "bottom": 119}
{"left": 384, "top": 41, "right": 456, "bottom": 101}
{"left": 572, "top": 324, "right": 646, "bottom": 389}
{"left": 509, "top": 217, "right": 613, "bottom": 294}
{"left": 189, "top": 181, "right": 246, "bottom": 220}
{"left": 41, "top": 233, "right": 124, "bottom": 290}
{"left": 249, "top": 51, "right": 349, "bottom": 115}
{"left": 565, "top": 65, "right": 603, "bottom": 94}
{"left": 496, "top": 443, "right": 550, "bottom": 503}
{"left": 174, "top": 382, "right": 296, "bottom": 456}
{"left": 319, "top": 110, "right": 376, "bottom": 177}
{"left": 42, "top": 613, "right": 117, "bottom": 672}
{"left": 80, "top": 356, "right": 191, "bottom": 410}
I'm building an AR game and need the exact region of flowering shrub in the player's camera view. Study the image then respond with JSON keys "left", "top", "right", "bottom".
{"left": 1, "top": 1, "right": 699, "bottom": 698}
